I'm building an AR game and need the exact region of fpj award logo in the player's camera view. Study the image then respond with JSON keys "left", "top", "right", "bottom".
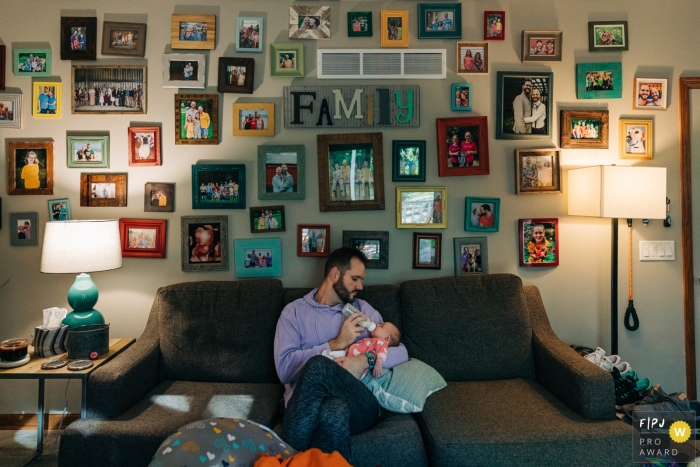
{"left": 633, "top": 411, "right": 696, "bottom": 463}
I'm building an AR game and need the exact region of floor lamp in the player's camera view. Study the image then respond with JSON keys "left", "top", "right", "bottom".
{"left": 568, "top": 166, "right": 666, "bottom": 355}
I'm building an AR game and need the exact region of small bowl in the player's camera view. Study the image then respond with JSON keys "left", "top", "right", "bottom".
{"left": 0, "top": 338, "right": 29, "bottom": 362}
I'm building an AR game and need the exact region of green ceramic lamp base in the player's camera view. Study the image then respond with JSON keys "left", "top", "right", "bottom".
{"left": 62, "top": 273, "right": 105, "bottom": 328}
{"left": 62, "top": 309, "right": 105, "bottom": 328}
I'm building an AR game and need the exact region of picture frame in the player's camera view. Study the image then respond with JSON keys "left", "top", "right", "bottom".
{"left": 380, "top": 10, "right": 409, "bottom": 47}
{"left": 0, "top": 45, "right": 5, "bottom": 90}
{"left": 233, "top": 102, "right": 274, "bottom": 137}
{"left": 13, "top": 47, "right": 52, "bottom": 77}
{"left": 560, "top": 110, "right": 609, "bottom": 149}
{"left": 519, "top": 218, "right": 559, "bottom": 267}
{"left": 71, "top": 65, "right": 146, "bottom": 114}
{"left": 60, "top": 17, "right": 97, "bottom": 60}
{"left": 454, "top": 237, "right": 488, "bottom": 275}
{"left": 317, "top": 132, "right": 385, "bottom": 212}
{"left": 396, "top": 187, "right": 447, "bottom": 229}
{"left": 451, "top": 83, "right": 472, "bottom": 110}
{"left": 289, "top": 6, "right": 330, "bottom": 40}
{"left": 514, "top": 149, "right": 562, "bottom": 195}
{"left": 79, "top": 172, "right": 127, "bottom": 207}
{"left": 48, "top": 198, "right": 71, "bottom": 221}
{"left": 217, "top": 57, "right": 254, "bottom": 94}
{"left": 619, "top": 119, "right": 653, "bottom": 160}
{"left": 144, "top": 182, "right": 175, "bottom": 213}
{"left": 66, "top": 135, "right": 109, "bottom": 168}
{"left": 32, "top": 81, "right": 62, "bottom": 119}
{"left": 521, "top": 31, "right": 562, "bottom": 62}
{"left": 171, "top": 14, "right": 216, "bottom": 50}
{"left": 588, "top": 21, "right": 628, "bottom": 52}
{"left": 484, "top": 11, "right": 505, "bottom": 40}
{"left": 7, "top": 141, "right": 54, "bottom": 195}
{"left": 418, "top": 3, "right": 462, "bottom": 39}
{"left": 413, "top": 232, "right": 442, "bottom": 270}
{"left": 181, "top": 215, "right": 228, "bottom": 271}
{"left": 633, "top": 78, "right": 668, "bottom": 110}
{"left": 234, "top": 238, "right": 282, "bottom": 277}
{"left": 436, "top": 116, "right": 490, "bottom": 177}
{"left": 0, "top": 91, "right": 22, "bottom": 129}
{"left": 192, "top": 164, "right": 245, "bottom": 210}
{"left": 175, "top": 93, "right": 218, "bottom": 144}
{"left": 9, "top": 212, "right": 38, "bottom": 246}
{"left": 576, "top": 62, "right": 622, "bottom": 99}
{"left": 464, "top": 197, "right": 500, "bottom": 232}
{"left": 258, "top": 144, "right": 305, "bottom": 200}
{"left": 392, "top": 140, "right": 426, "bottom": 182}
{"left": 342, "top": 230, "right": 389, "bottom": 269}
{"left": 119, "top": 218, "right": 166, "bottom": 258}
{"left": 496, "top": 71, "right": 553, "bottom": 139}
{"left": 347, "top": 12, "right": 372, "bottom": 37}
{"left": 101, "top": 21, "right": 147, "bottom": 57}
{"left": 236, "top": 17, "right": 263, "bottom": 53}
{"left": 249, "top": 206, "right": 285, "bottom": 233}
{"left": 128, "top": 126, "right": 161, "bottom": 166}
{"left": 270, "top": 43, "right": 304, "bottom": 77}
{"left": 298, "top": 224, "right": 330, "bottom": 257}
{"left": 456, "top": 42, "right": 488, "bottom": 74}
{"left": 163, "top": 53, "right": 206, "bottom": 89}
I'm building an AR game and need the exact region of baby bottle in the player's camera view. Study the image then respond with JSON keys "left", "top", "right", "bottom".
{"left": 341, "top": 303, "right": 377, "bottom": 332}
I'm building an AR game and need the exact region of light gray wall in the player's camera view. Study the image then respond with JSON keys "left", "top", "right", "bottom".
{"left": 0, "top": 0, "right": 692, "bottom": 415}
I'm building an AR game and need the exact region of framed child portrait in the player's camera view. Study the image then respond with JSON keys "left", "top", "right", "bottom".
{"left": 619, "top": 119, "right": 653, "bottom": 160}
{"left": 396, "top": 187, "right": 447, "bottom": 229}
{"left": 588, "top": 21, "right": 628, "bottom": 52}
{"left": 633, "top": 78, "right": 668, "bottom": 110}
{"left": 128, "top": 126, "right": 161, "bottom": 166}
{"left": 380, "top": 10, "right": 409, "bottom": 48}
{"left": 451, "top": 83, "right": 472, "bottom": 111}
{"left": 418, "top": 3, "right": 462, "bottom": 39}
{"left": 514, "top": 149, "right": 562, "bottom": 195}
{"left": 237, "top": 17, "right": 263, "bottom": 52}
{"left": 496, "top": 71, "right": 553, "bottom": 139}
{"left": 181, "top": 215, "right": 228, "bottom": 272}
{"left": 79, "top": 173, "right": 127, "bottom": 207}
{"left": 144, "top": 182, "right": 175, "bottom": 213}
{"left": 233, "top": 102, "right": 274, "bottom": 137}
{"left": 119, "top": 218, "right": 167, "bottom": 258}
{"left": 298, "top": 224, "right": 330, "bottom": 257}
{"left": 163, "top": 53, "right": 206, "bottom": 89}
{"left": 270, "top": 43, "right": 304, "bottom": 77}
{"left": 217, "top": 57, "right": 254, "bottom": 94}
{"left": 0, "top": 92, "right": 23, "bottom": 129}
{"left": 175, "top": 94, "right": 218, "bottom": 144}
{"left": 348, "top": 12, "right": 372, "bottom": 37}
{"left": 456, "top": 42, "right": 488, "bottom": 74}
{"left": 289, "top": 6, "right": 330, "bottom": 40}
{"left": 560, "top": 110, "right": 609, "bottom": 149}
{"left": 9, "top": 212, "right": 38, "bottom": 246}
{"left": 32, "top": 81, "right": 61, "bottom": 119}
{"left": 576, "top": 62, "right": 622, "bottom": 99}
{"left": 249, "top": 206, "right": 285, "bottom": 233}
{"left": 413, "top": 232, "right": 442, "bottom": 270}
{"left": 436, "top": 116, "right": 489, "bottom": 177}
{"left": 521, "top": 31, "right": 562, "bottom": 62}
{"left": 66, "top": 135, "right": 109, "bottom": 168}
{"left": 60, "top": 17, "right": 97, "bottom": 60}
{"left": 392, "top": 140, "right": 426, "bottom": 182}
{"left": 519, "top": 218, "right": 559, "bottom": 267}
{"left": 101, "top": 21, "right": 147, "bottom": 57}
{"left": 71, "top": 65, "right": 146, "bottom": 114}
{"left": 48, "top": 198, "right": 71, "bottom": 221}
{"left": 7, "top": 141, "right": 54, "bottom": 195}
{"left": 171, "top": 14, "right": 216, "bottom": 50}
{"left": 14, "top": 48, "right": 51, "bottom": 77}
{"left": 454, "top": 237, "right": 488, "bottom": 275}
{"left": 484, "top": 11, "right": 505, "bottom": 40}
{"left": 234, "top": 238, "right": 282, "bottom": 278}
{"left": 464, "top": 197, "right": 499, "bottom": 232}
{"left": 342, "top": 230, "right": 389, "bottom": 269}
{"left": 258, "top": 144, "right": 305, "bottom": 201}
{"left": 192, "top": 164, "right": 245, "bottom": 210}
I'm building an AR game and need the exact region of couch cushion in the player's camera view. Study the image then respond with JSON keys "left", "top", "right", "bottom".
{"left": 400, "top": 274, "right": 535, "bottom": 381}
{"left": 415, "top": 380, "right": 633, "bottom": 467}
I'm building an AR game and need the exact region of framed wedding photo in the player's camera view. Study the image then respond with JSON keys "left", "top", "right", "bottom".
{"left": 633, "top": 78, "right": 668, "bottom": 110}
{"left": 60, "top": 17, "right": 97, "bottom": 60}
{"left": 128, "top": 126, "right": 161, "bottom": 166}
{"left": 560, "top": 110, "right": 609, "bottom": 149}
{"left": 289, "top": 6, "right": 330, "bottom": 40}
{"left": 270, "top": 43, "right": 304, "bottom": 77}
{"left": 456, "top": 42, "right": 488, "bottom": 74}
{"left": 464, "top": 197, "right": 499, "bottom": 232}
{"left": 66, "top": 135, "right": 109, "bottom": 168}
{"left": 381, "top": 10, "right": 409, "bottom": 48}
{"left": 14, "top": 48, "right": 51, "bottom": 77}
{"left": 519, "top": 218, "right": 559, "bottom": 267}
{"left": 348, "top": 12, "right": 372, "bottom": 37}
{"left": 451, "top": 83, "right": 472, "bottom": 111}
{"left": 436, "top": 116, "right": 489, "bottom": 177}
{"left": 71, "top": 65, "right": 146, "bottom": 114}
{"left": 7, "top": 141, "right": 54, "bottom": 195}
{"left": 521, "top": 31, "right": 562, "bottom": 62}
{"left": 9, "top": 212, "right": 38, "bottom": 246}
{"left": 181, "top": 215, "right": 228, "bottom": 271}
{"left": 233, "top": 102, "right": 274, "bottom": 137}
{"left": 496, "top": 71, "right": 553, "bottom": 139}
{"left": 418, "top": 3, "right": 461, "bottom": 39}
{"left": 218, "top": 57, "right": 254, "bottom": 94}
{"left": 392, "top": 140, "right": 426, "bottom": 182}
{"left": 236, "top": 17, "right": 263, "bottom": 53}
{"left": 413, "top": 232, "right": 442, "bottom": 270}
{"left": 0, "top": 92, "right": 22, "bottom": 129}
{"left": 119, "top": 218, "right": 166, "bottom": 258}
{"left": 163, "top": 53, "right": 206, "bottom": 89}
{"left": 250, "top": 206, "right": 285, "bottom": 233}
{"left": 484, "top": 11, "right": 505, "bottom": 40}
{"left": 234, "top": 238, "right": 282, "bottom": 277}
{"left": 576, "top": 62, "right": 622, "bottom": 99}
{"left": 298, "top": 224, "right": 330, "bottom": 257}
{"left": 171, "top": 14, "right": 215, "bottom": 50}
{"left": 101, "top": 21, "right": 147, "bottom": 57}
{"left": 32, "top": 81, "right": 62, "bottom": 119}
{"left": 48, "top": 198, "right": 71, "bottom": 221}
{"left": 175, "top": 94, "right": 218, "bottom": 144}
{"left": 396, "top": 187, "right": 446, "bottom": 229}
{"left": 588, "top": 21, "right": 628, "bottom": 52}
{"left": 342, "top": 230, "right": 389, "bottom": 269}
{"left": 258, "top": 144, "right": 305, "bottom": 201}
{"left": 144, "top": 182, "right": 175, "bottom": 213}
{"left": 514, "top": 149, "right": 562, "bottom": 195}
{"left": 192, "top": 164, "right": 245, "bottom": 210}
{"left": 619, "top": 119, "right": 653, "bottom": 160}
{"left": 454, "top": 237, "right": 488, "bottom": 275}
{"left": 79, "top": 172, "right": 127, "bottom": 207}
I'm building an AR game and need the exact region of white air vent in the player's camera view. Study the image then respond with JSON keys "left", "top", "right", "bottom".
{"left": 318, "top": 49, "right": 446, "bottom": 79}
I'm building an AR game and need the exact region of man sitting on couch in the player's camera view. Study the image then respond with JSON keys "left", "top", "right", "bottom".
{"left": 274, "top": 247, "right": 409, "bottom": 459}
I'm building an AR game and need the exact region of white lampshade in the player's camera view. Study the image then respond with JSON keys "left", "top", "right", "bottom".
{"left": 41, "top": 220, "right": 123, "bottom": 274}
{"left": 568, "top": 166, "right": 667, "bottom": 219}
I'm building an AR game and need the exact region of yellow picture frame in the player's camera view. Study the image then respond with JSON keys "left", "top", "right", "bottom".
{"left": 233, "top": 102, "right": 275, "bottom": 137}
{"left": 32, "top": 81, "right": 62, "bottom": 119}
{"left": 381, "top": 10, "right": 409, "bottom": 48}
{"left": 171, "top": 14, "right": 216, "bottom": 50}
{"left": 396, "top": 186, "right": 447, "bottom": 229}
{"left": 619, "top": 118, "right": 653, "bottom": 160}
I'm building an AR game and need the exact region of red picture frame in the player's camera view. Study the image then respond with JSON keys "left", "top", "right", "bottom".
{"left": 436, "top": 116, "right": 489, "bottom": 177}
{"left": 128, "top": 126, "right": 161, "bottom": 166}
{"left": 518, "top": 218, "right": 559, "bottom": 267}
{"left": 484, "top": 11, "right": 505, "bottom": 40}
{"left": 119, "top": 218, "right": 167, "bottom": 258}
{"left": 297, "top": 224, "right": 330, "bottom": 257}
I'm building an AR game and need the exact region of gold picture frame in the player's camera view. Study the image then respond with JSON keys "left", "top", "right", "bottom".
{"left": 233, "top": 102, "right": 274, "bottom": 137}
{"left": 619, "top": 118, "right": 652, "bottom": 160}
{"left": 171, "top": 14, "right": 216, "bottom": 50}
{"left": 396, "top": 186, "right": 447, "bottom": 228}
{"left": 380, "top": 10, "right": 409, "bottom": 47}
{"left": 560, "top": 110, "right": 609, "bottom": 149}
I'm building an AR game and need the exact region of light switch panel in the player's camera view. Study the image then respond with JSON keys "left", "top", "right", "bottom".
{"left": 639, "top": 241, "right": 675, "bottom": 261}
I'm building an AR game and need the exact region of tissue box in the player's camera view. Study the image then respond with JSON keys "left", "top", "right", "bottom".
{"left": 33, "top": 325, "right": 69, "bottom": 358}
{"left": 67, "top": 324, "right": 109, "bottom": 358}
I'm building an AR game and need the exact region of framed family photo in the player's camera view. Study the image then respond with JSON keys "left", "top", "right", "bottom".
{"left": 163, "top": 53, "right": 206, "bottom": 89}
{"left": 451, "top": 83, "right": 472, "bottom": 110}
{"left": 522, "top": 31, "right": 562, "bottom": 62}
{"left": 144, "top": 182, "right": 175, "bottom": 213}
{"left": 298, "top": 224, "right": 330, "bottom": 257}
{"left": 60, "top": 17, "right": 97, "bottom": 60}
{"left": 588, "top": 21, "right": 628, "bottom": 52}
{"left": 519, "top": 218, "right": 559, "bottom": 267}
{"left": 496, "top": 71, "right": 553, "bottom": 139}
{"left": 71, "top": 65, "right": 146, "bottom": 114}
{"left": 101, "top": 21, "right": 146, "bottom": 57}
{"left": 79, "top": 172, "right": 127, "bottom": 207}
{"left": 249, "top": 206, "right": 285, "bottom": 233}
{"left": 258, "top": 144, "right": 305, "bottom": 201}
{"left": 348, "top": 12, "right": 372, "bottom": 37}
{"left": 0, "top": 92, "right": 22, "bottom": 129}
{"left": 560, "top": 110, "right": 609, "bottom": 149}
{"left": 270, "top": 43, "right": 304, "bottom": 77}
{"left": 171, "top": 14, "right": 215, "bottom": 50}
{"left": 576, "top": 62, "right": 622, "bottom": 99}
{"left": 633, "top": 78, "right": 668, "bottom": 110}
{"left": 514, "top": 149, "right": 562, "bottom": 195}
{"left": 48, "top": 198, "right": 71, "bottom": 221}
{"left": 456, "top": 42, "right": 488, "bottom": 74}
{"left": 413, "top": 232, "right": 442, "bottom": 270}
{"left": 175, "top": 94, "right": 218, "bottom": 144}
{"left": 14, "top": 48, "right": 51, "bottom": 77}
{"left": 454, "top": 237, "right": 488, "bottom": 275}
{"left": 234, "top": 238, "right": 281, "bottom": 277}
{"left": 192, "top": 164, "right": 245, "bottom": 210}
{"left": 237, "top": 17, "right": 263, "bottom": 53}
{"left": 9, "top": 212, "right": 38, "bottom": 247}
{"left": 119, "top": 218, "right": 166, "bottom": 258}
{"left": 619, "top": 119, "right": 653, "bottom": 160}
{"left": 66, "top": 135, "right": 109, "bottom": 168}
{"left": 7, "top": 141, "right": 53, "bottom": 195}
{"left": 343, "top": 230, "right": 389, "bottom": 269}
{"left": 381, "top": 10, "right": 409, "bottom": 47}
{"left": 233, "top": 102, "right": 274, "bottom": 137}
{"left": 32, "top": 81, "right": 61, "bottom": 119}
{"left": 464, "top": 197, "right": 499, "bottom": 232}
{"left": 392, "top": 140, "right": 426, "bottom": 182}
{"left": 181, "top": 215, "right": 228, "bottom": 271}
{"left": 218, "top": 57, "right": 254, "bottom": 94}
{"left": 396, "top": 187, "right": 446, "bottom": 229}
{"left": 436, "top": 116, "right": 489, "bottom": 177}
{"left": 418, "top": 3, "right": 461, "bottom": 39}
{"left": 128, "top": 126, "right": 161, "bottom": 166}
{"left": 289, "top": 6, "right": 330, "bottom": 40}
{"left": 484, "top": 11, "right": 505, "bottom": 40}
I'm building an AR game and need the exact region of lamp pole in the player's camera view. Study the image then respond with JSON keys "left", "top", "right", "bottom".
{"left": 611, "top": 218, "right": 618, "bottom": 355}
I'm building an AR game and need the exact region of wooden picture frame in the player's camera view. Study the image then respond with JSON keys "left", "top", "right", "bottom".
{"left": 519, "top": 218, "right": 559, "bottom": 267}
{"left": 396, "top": 187, "right": 447, "bottom": 229}
{"left": 163, "top": 53, "right": 206, "bottom": 89}
{"left": 436, "top": 116, "right": 490, "bottom": 177}
{"left": 0, "top": 91, "right": 22, "bottom": 129}
{"left": 484, "top": 11, "right": 505, "bottom": 40}
{"left": 0, "top": 45, "right": 5, "bottom": 90}
{"left": 7, "top": 141, "right": 54, "bottom": 195}
{"left": 576, "top": 62, "right": 622, "bottom": 99}
{"left": 236, "top": 17, "right": 263, "bottom": 53}
{"left": 48, "top": 198, "right": 72, "bottom": 221}
{"left": 392, "top": 140, "right": 426, "bottom": 182}
{"left": 217, "top": 57, "right": 254, "bottom": 93}
{"left": 171, "top": 14, "right": 216, "bottom": 50}
{"left": 101, "top": 21, "right": 147, "bottom": 57}
{"left": 451, "top": 83, "right": 472, "bottom": 111}
{"left": 347, "top": 12, "right": 372, "bottom": 37}
{"left": 317, "top": 132, "right": 385, "bottom": 212}
{"left": 298, "top": 224, "right": 330, "bottom": 257}
{"left": 418, "top": 3, "right": 461, "bottom": 39}
{"left": 128, "top": 126, "right": 161, "bottom": 166}
{"left": 619, "top": 119, "right": 653, "bottom": 160}
{"left": 144, "top": 182, "right": 175, "bottom": 213}
{"left": 342, "top": 230, "right": 389, "bottom": 269}
{"left": 560, "top": 110, "right": 609, "bottom": 149}
{"left": 456, "top": 42, "right": 488, "bottom": 74}
{"left": 66, "top": 135, "right": 109, "bottom": 168}
{"left": 380, "top": 10, "right": 409, "bottom": 47}
{"left": 233, "top": 102, "right": 274, "bottom": 137}
{"left": 175, "top": 93, "right": 218, "bottom": 144}
{"left": 633, "top": 78, "right": 668, "bottom": 110}
{"left": 289, "top": 6, "right": 330, "bottom": 40}
{"left": 72, "top": 65, "right": 146, "bottom": 114}
{"left": 588, "top": 21, "right": 628, "bottom": 52}
{"left": 249, "top": 206, "right": 285, "bottom": 233}
{"left": 234, "top": 238, "right": 282, "bottom": 277}
{"left": 514, "top": 149, "right": 562, "bottom": 195}
{"left": 32, "top": 81, "right": 62, "bottom": 119}
{"left": 181, "top": 215, "right": 228, "bottom": 271}
{"left": 119, "top": 218, "right": 166, "bottom": 258}
{"left": 258, "top": 144, "right": 305, "bottom": 201}
{"left": 454, "top": 236, "right": 488, "bottom": 275}
{"left": 192, "top": 164, "right": 245, "bottom": 210}
{"left": 80, "top": 173, "right": 127, "bottom": 207}
{"left": 522, "top": 31, "right": 562, "bottom": 62}
{"left": 270, "top": 43, "right": 304, "bottom": 77}
{"left": 464, "top": 197, "right": 500, "bottom": 232}
{"left": 60, "top": 17, "right": 97, "bottom": 60}
{"left": 13, "top": 47, "right": 52, "bottom": 77}
{"left": 496, "top": 71, "right": 553, "bottom": 139}
{"left": 9, "top": 212, "right": 38, "bottom": 246}
{"left": 413, "top": 232, "right": 442, "bottom": 269}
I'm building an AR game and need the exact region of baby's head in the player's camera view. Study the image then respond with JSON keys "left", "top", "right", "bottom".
{"left": 371, "top": 322, "right": 401, "bottom": 347}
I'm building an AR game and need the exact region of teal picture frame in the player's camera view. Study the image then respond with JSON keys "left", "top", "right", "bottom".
{"left": 234, "top": 238, "right": 282, "bottom": 277}
{"left": 418, "top": 3, "right": 462, "bottom": 39}
{"left": 48, "top": 198, "right": 72, "bottom": 221}
{"left": 236, "top": 17, "right": 263, "bottom": 53}
{"left": 257, "top": 144, "right": 305, "bottom": 200}
{"left": 576, "top": 62, "right": 622, "bottom": 99}
{"left": 451, "top": 83, "right": 472, "bottom": 111}
{"left": 10, "top": 212, "right": 38, "bottom": 246}
{"left": 192, "top": 164, "right": 246, "bottom": 209}
{"left": 66, "top": 135, "right": 110, "bottom": 168}
{"left": 270, "top": 43, "right": 304, "bottom": 77}
{"left": 14, "top": 47, "right": 52, "bottom": 77}
{"left": 347, "top": 11, "right": 372, "bottom": 37}
{"left": 392, "top": 140, "right": 426, "bottom": 182}
{"left": 464, "top": 197, "right": 500, "bottom": 232}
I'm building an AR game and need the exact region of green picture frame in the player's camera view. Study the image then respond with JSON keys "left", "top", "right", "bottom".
{"left": 66, "top": 135, "right": 109, "bottom": 168}
{"left": 576, "top": 62, "right": 622, "bottom": 99}
{"left": 464, "top": 197, "right": 500, "bottom": 232}
{"left": 191, "top": 164, "right": 246, "bottom": 210}
{"left": 14, "top": 48, "right": 52, "bottom": 77}
{"left": 453, "top": 236, "right": 488, "bottom": 275}
{"left": 10, "top": 212, "right": 38, "bottom": 246}
{"left": 347, "top": 11, "right": 372, "bottom": 37}
{"left": 48, "top": 198, "right": 72, "bottom": 221}
{"left": 257, "top": 144, "right": 305, "bottom": 200}
{"left": 418, "top": 3, "right": 462, "bottom": 39}
{"left": 234, "top": 238, "right": 282, "bottom": 277}
{"left": 270, "top": 43, "right": 304, "bottom": 77}
{"left": 392, "top": 140, "right": 426, "bottom": 182}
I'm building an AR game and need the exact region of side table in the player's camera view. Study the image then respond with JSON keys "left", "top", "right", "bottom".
{"left": 0, "top": 337, "right": 134, "bottom": 466}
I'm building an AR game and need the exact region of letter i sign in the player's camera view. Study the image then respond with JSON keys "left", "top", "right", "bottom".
{"left": 668, "top": 420, "right": 691, "bottom": 443}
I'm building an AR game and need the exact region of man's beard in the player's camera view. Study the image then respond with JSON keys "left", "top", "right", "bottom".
{"left": 333, "top": 278, "right": 355, "bottom": 304}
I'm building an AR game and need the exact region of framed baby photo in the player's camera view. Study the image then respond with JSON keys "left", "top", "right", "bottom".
{"left": 633, "top": 78, "right": 668, "bottom": 110}
{"left": 396, "top": 187, "right": 447, "bottom": 229}
{"left": 32, "top": 81, "right": 62, "bottom": 119}
{"left": 233, "top": 102, "right": 274, "bottom": 137}
{"left": 217, "top": 57, "right": 254, "bottom": 94}
{"left": 522, "top": 31, "right": 562, "bottom": 62}
{"left": 48, "top": 198, "right": 72, "bottom": 221}
{"left": 171, "top": 14, "right": 216, "bottom": 50}
{"left": 66, "top": 135, "right": 109, "bottom": 168}
{"left": 79, "top": 173, "right": 127, "bottom": 207}
{"left": 14, "top": 48, "right": 51, "bottom": 77}
{"left": 289, "top": 6, "right": 330, "bottom": 40}
{"left": 588, "top": 21, "right": 628, "bottom": 52}
{"left": 237, "top": 17, "right": 263, "bottom": 53}
{"left": 101, "top": 21, "right": 147, "bottom": 57}
{"left": 576, "top": 62, "right": 622, "bottom": 99}
{"left": 0, "top": 92, "right": 22, "bottom": 129}
{"left": 392, "top": 140, "right": 426, "bottom": 182}
{"left": 348, "top": 12, "right": 372, "bottom": 37}
{"left": 413, "top": 232, "right": 442, "bottom": 270}
{"left": 381, "top": 10, "right": 409, "bottom": 48}
{"left": 436, "top": 116, "right": 490, "bottom": 177}
{"left": 234, "top": 238, "right": 282, "bottom": 277}
{"left": 560, "top": 110, "right": 609, "bottom": 149}
{"left": 71, "top": 65, "right": 146, "bottom": 114}
{"left": 451, "top": 83, "right": 472, "bottom": 111}
{"left": 119, "top": 218, "right": 166, "bottom": 259}
{"left": 192, "top": 164, "right": 246, "bottom": 210}
{"left": 144, "top": 182, "right": 175, "bottom": 213}
{"left": 9, "top": 212, "right": 38, "bottom": 246}
{"left": 270, "top": 43, "right": 304, "bottom": 77}
{"left": 342, "top": 230, "right": 389, "bottom": 269}
{"left": 418, "top": 3, "right": 462, "bottom": 39}
{"left": 128, "top": 126, "right": 161, "bottom": 166}
{"left": 519, "top": 218, "right": 559, "bottom": 267}
{"left": 484, "top": 11, "right": 505, "bottom": 40}
{"left": 298, "top": 224, "right": 330, "bottom": 257}
{"left": 514, "top": 149, "right": 562, "bottom": 195}
{"left": 456, "top": 42, "right": 488, "bottom": 74}
{"left": 258, "top": 144, "right": 305, "bottom": 201}
{"left": 175, "top": 94, "right": 218, "bottom": 144}
{"left": 454, "top": 237, "right": 488, "bottom": 275}
{"left": 181, "top": 215, "right": 228, "bottom": 272}
{"left": 619, "top": 119, "right": 653, "bottom": 160}
{"left": 60, "top": 17, "right": 97, "bottom": 60}
{"left": 163, "top": 53, "right": 206, "bottom": 89}
{"left": 496, "top": 71, "right": 553, "bottom": 139}
{"left": 250, "top": 206, "right": 285, "bottom": 234}
{"left": 464, "top": 197, "right": 500, "bottom": 233}
{"left": 7, "top": 141, "right": 54, "bottom": 195}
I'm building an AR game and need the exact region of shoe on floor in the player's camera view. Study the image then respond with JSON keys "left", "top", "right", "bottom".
{"left": 615, "top": 361, "right": 633, "bottom": 377}
{"left": 584, "top": 347, "right": 613, "bottom": 372}
{"left": 621, "top": 391, "right": 690, "bottom": 419}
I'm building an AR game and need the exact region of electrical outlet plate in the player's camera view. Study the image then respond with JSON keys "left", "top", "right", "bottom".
{"left": 639, "top": 241, "right": 675, "bottom": 261}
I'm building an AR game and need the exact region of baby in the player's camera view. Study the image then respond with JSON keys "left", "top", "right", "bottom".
{"left": 324, "top": 322, "right": 401, "bottom": 378}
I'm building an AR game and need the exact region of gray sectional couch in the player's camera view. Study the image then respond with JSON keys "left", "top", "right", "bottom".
{"left": 58, "top": 274, "right": 633, "bottom": 466}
